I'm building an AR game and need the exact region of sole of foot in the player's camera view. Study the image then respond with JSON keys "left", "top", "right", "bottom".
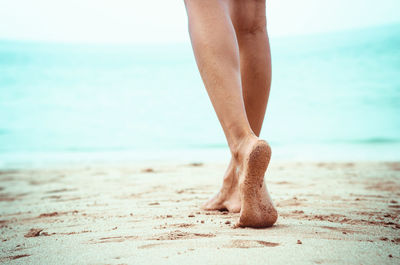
{"left": 236, "top": 139, "right": 278, "bottom": 228}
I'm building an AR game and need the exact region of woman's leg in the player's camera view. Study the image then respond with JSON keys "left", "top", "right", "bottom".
{"left": 230, "top": 0, "right": 272, "bottom": 136}
{"left": 203, "top": 0, "right": 273, "bottom": 214}
{"left": 184, "top": 0, "right": 277, "bottom": 227}
{"left": 184, "top": 0, "right": 253, "bottom": 151}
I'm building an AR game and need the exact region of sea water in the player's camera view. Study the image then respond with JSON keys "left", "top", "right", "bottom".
{"left": 0, "top": 24, "right": 399, "bottom": 166}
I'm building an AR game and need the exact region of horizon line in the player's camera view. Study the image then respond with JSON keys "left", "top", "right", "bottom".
{"left": 0, "top": 22, "right": 399, "bottom": 46}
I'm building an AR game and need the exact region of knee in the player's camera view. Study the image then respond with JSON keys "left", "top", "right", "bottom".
{"left": 237, "top": 17, "right": 266, "bottom": 35}
{"left": 231, "top": 0, "right": 267, "bottom": 35}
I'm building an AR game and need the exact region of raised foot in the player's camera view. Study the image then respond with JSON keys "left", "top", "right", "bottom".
{"left": 236, "top": 139, "right": 278, "bottom": 228}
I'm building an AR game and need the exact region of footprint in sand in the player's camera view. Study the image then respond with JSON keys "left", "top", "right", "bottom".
{"left": 224, "top": 240, "right": 279, "bottom": 248}
{"left": 151, "top": 230, "right": 216, "bottom": 241}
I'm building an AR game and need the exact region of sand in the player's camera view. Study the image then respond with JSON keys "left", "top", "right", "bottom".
{"left": 0, "top": 160, "right": 399, "bottom": 264}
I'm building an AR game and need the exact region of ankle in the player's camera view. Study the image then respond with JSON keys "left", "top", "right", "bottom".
{"left": 230, "top": 133, "right": 258, "bottom": 162}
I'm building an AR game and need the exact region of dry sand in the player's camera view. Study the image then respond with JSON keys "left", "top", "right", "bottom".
{"left": 0, "top": 160, "right": 399, "bottom": 264}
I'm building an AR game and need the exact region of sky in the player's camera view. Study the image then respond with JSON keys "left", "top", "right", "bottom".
{"left": 0, "top": 0, "right": 399, "bottom": 44}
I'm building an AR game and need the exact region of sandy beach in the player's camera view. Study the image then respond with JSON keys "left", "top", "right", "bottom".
{"left": 0, "top": 160, "right": 399, "bottom": 264}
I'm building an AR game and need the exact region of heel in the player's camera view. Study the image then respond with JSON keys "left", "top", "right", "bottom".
{"left": 247, "top": 140, "right": 271, "bottom": 179}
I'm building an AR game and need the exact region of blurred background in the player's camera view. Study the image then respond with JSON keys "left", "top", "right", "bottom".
{"left": 0, "top": 0, "right": 399, "bottom": 167}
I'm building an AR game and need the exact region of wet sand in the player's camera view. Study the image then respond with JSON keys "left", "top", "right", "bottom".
{"left": 0, "top": 161, "right": 399, "bottom": 264}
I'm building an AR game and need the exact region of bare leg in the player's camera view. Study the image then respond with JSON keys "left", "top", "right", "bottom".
{"left": 203, "top": 0, "right": 273, "bottom": 215}
{"left": 231, "top": 0, "right": 272, "bottom": 135}
{"left": 184, "top": 0, "right": 252, "bottom": 151}
{"left": 184, "top": 0, "right": 277, "bottom": 227}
